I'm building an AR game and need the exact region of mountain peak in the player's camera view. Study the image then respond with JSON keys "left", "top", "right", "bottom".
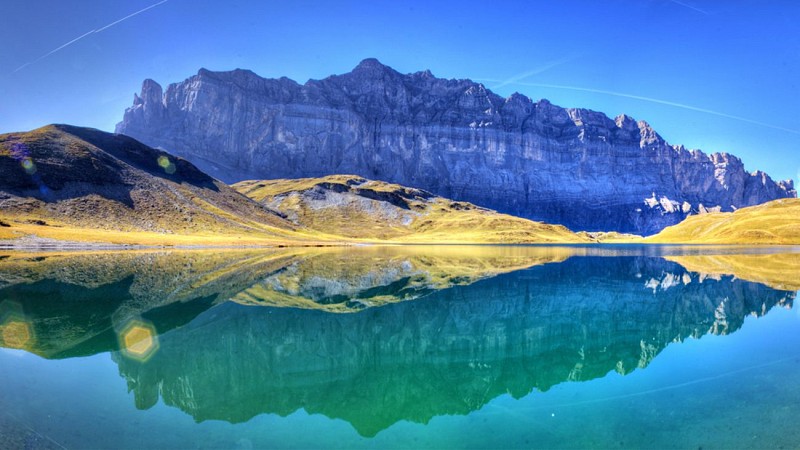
{"left": 353, "top": 58, "right": 390, "bottom": 71}
{"left": 414, "top": 69, "right": 435, "bottom": 79}
{"left": 196, "top": 67, "right": 260, "bottom": 82}
{"left": 140, "top": 79, "right": 163, "bottom": 102}
{"left": 347, "top": 58, "right": 403, "bottom": 80}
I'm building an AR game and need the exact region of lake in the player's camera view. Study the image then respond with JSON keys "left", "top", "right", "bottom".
{"left": 1, "top": 245, "right": 799, "bottom": 449}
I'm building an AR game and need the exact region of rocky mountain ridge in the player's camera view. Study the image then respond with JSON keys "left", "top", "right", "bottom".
{"left": 117, "top": 58, "right": 796, "bottom": 234}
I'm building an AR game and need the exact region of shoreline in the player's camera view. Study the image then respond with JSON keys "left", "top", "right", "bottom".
{"left": 0, "top": 235, "right": 354, "bottom": 251}
{"left": 1, "top": 234, "right": 798, "bottom": 253}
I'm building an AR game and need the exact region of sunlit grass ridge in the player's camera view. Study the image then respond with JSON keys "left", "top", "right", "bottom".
{"left": 647, "top": 198, "right": 800, "bottom": 244}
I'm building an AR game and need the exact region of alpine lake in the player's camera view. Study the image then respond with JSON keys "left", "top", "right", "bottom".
{"left": 1, "top": 244, "right": 799, "bottom": 449}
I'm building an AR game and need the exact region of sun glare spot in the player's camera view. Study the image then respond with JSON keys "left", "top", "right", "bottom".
{"left": 21, "top": 157, "right": 36, "bottom": 174}
{"left": 0, "top": 302, "right": 34, "bottom": 350}
{"left": 119, "top": 319, "right": 159, "bottom": 361}
{"left": 157, "top": 155, "right": 176, "bottom": 174}
{"left": 1, "top": 320, "right": 32, "bottom": 349}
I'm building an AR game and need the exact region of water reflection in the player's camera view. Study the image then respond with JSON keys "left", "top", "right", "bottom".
{"left": 0, "top": 246, "right": 797, "bottom": 437}
{"left": 0, "top": 247, "right": 570, "bottom": 357}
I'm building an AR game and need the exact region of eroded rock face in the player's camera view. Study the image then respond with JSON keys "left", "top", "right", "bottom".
{"left": 116, "top": 59, "right": 796, "bottom": 234}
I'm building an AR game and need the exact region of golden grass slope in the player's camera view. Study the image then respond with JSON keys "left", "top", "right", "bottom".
{"left": 0, "top": 216, "right": 333, "bottom": 247}
{"left": 235, "top": 175, "right": 588, "bottom": 244}
{"left": 0, "top": 125, "right": 342, "bottom": 246}
{"left": 647, "top": 198, "right": 800, "bottom": 244}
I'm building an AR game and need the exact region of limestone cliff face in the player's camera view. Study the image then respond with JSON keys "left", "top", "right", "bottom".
{"left": 116, "top": 59, "right": 796, "bottom": 234}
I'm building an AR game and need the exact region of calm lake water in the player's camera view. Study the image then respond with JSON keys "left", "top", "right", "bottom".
{"left": 1, "top": 245, "right": 799, "bottom": 449}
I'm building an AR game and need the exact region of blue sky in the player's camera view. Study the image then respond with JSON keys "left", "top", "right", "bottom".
{"left": 1, "top": 0, "right": 798, "bottom": 185}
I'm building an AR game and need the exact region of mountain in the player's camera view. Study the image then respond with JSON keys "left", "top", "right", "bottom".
{"left": 0, "top": 124, "right": 306, "bottom": 245}
{"left": 116, "top": 58, "right": 796, "bottom": 234}
{"left": 646, "top": 198, "right": 800, "bottom": 244}
{"left": 234, "top": 174, "right": 586, "bottom": 243}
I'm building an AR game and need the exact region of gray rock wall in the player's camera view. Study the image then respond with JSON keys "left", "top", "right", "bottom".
{"left": 117, "top": 59, "right": 796, "bottom": 234}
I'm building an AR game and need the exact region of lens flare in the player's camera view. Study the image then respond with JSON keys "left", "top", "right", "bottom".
{"left": 1, "top": 320, "right": 32, "bottom": 349}
{"left": 21, "top": 157, "right": 36, "bottom": 174}
{"left": 157, "top": 155, "right": 176, "bottom": 174}
{"left": 118, "top": 319, "right": 159, "bottom": 362}
{"left": 125, "top": 326, "right": 154, "bottom": 354}
{"left": 0, "top": 301, "right": 34, "bottom": 350}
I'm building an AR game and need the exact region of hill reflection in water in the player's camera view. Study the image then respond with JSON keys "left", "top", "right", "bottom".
{"left": 0, "top": 245, "right": 797, "bottom": 437}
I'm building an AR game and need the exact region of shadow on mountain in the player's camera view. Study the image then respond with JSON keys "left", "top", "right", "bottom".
{"left": 58, "top": 125, "right": 218, "bottom": 191}
{"left": 0, "top": 125, "right": 219, "bottom": 207}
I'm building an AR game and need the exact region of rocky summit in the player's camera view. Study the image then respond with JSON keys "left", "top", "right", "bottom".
{"left": 116, "top": 58, "right": 796, "bottom": 234}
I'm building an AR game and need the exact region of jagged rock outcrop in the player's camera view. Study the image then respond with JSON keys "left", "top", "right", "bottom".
{"left": 116, "top": 59, "right": 796, "bottom": 234}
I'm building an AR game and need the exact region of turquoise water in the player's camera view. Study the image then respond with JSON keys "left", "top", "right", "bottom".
{"left": 0, "top": 246, "right": 799, "bottom": 449}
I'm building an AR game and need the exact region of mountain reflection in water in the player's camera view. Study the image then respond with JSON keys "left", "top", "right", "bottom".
{"left": 0, "top": 245, "right": 797, "bottom": 437}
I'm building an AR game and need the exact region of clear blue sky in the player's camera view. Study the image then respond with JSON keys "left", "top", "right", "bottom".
{"left": 2, "top": 0, "right": 798, "bottom": 185}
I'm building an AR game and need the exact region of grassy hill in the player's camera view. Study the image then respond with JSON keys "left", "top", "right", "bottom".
{"left": 234, "top": 175, "right": 587, "bottom": 244}
{"left": 646, "top": 198, "right": 800, "bottom": 244}
{"left": 0, "top": 125, "right": 332, "bottom": 246}
{"left": 576, "top": 231, "right": 644, "bottom": 243}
